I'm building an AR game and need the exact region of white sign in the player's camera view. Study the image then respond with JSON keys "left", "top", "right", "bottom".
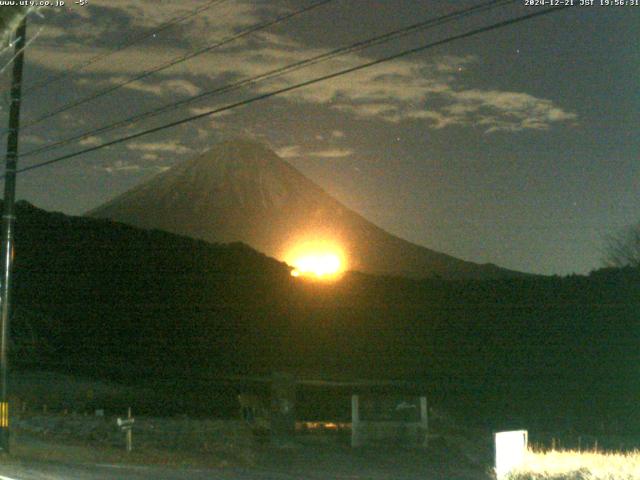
{"left": 495, "top": 430, "right": 528, "bottom": 479}
{"left": 117, "top": 417, "right": 135, "bottom": 430}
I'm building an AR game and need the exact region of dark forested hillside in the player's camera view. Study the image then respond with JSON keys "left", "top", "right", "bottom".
{"left": 8, "top": 201, "right": 640, "bottom": 431}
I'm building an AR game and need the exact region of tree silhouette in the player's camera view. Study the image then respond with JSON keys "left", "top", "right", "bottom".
{"left": 605, "top": 222, "right": 640, "bottom": 268}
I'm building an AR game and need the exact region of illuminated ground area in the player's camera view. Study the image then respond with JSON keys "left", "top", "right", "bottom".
{"left": 508, "top": 449, "right": 640, "bottom": 479}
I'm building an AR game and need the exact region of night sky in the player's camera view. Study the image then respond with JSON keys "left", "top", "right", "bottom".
{"left": 2, "top": 0, "right": 638, "bottom": 275}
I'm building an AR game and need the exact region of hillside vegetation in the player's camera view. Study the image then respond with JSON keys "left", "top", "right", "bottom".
{"left": 8, "top": 201, "right": 640, "bottom": 431}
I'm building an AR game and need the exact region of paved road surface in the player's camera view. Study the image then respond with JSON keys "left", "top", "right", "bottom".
{"left": 0, "top": 458, "right": 487, "bottom": 480}
{"left": 0, "top": 438, "right": 490, "bottom": 479}
{"left": 0, "top": 461, "right": 312, "bottom": 480}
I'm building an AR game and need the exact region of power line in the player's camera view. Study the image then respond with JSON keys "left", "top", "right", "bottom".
{"left": 21, "top": 0, "right": 514, "bottom": 159}
{"left": 17, "top": 5, "right": 570, "bottom": 175}
{"left": 19, "top": 0, "right": 230, "bottom": 98}
{"left": 20, "top": 0, "right": 334, "bottom": 130}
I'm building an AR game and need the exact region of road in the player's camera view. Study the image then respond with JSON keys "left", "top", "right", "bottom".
{"left": 0, "top": 462, "right": 480, "bottom": 480}
{"left": 0, "top": 455, "right": 488, "bottom": 480}
{"left": 0, "top": 461, "right": 314, "bottom": 480}
{"left": 0, "top": 433, "right": 490, "bottom": 479}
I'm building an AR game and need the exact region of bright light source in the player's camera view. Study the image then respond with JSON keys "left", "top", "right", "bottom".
{"left": 284, "top": 239, "right": 346, "bottom": 280}
{"left": 293, "top": 253, "right": 341, "bottom": 277}
{"left": 495, "top": 430, "right": 528, "bottom": 479}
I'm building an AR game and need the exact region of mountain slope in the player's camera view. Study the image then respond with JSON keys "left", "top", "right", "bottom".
{"left": 88, "top": 140, "right": 521, "bottom": 279}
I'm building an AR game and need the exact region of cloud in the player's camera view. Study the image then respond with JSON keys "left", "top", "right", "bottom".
{"left": 335, "top": 102, "right": 401, "bottom": 119}
{"left": 94, "top": 160, "right": 141, "bottom": 174}
{"left": 95, "top": 160, "right": 170, "bottom": 175}
{"left": 444, "top": 89, "right": 578, "bottom": 133}
{"left": 276, "top": 145, "right": 353, "bottom": 159}
{"left": 187, "top": 106, "right": 233, "bottom": 118}
{"left": 235, "top": 47, "right": 575, "bottom": 131}
{"left": 107, "top": 77, "right": 202, "bottom": 97}
{"left": 119, "top": 0, "right": 263, "bottom": 39}
{"left": 316, "top": 130, "right": 344, "bottom": 141}
{"left": 39, "top": 0, "right": 262, "bottom": 44}
{"left": 404, "top": 110, "right": 461, "bottom": 129}
{"left": 309, "top": 148, "right": 353, "bottom": 159}
{"left": 27, "top": 2, "right": 576, "bottom": 134}
{"left": 36, "top": 24, "right": 67, "bottom": 40}
{"left": 330, "top": 81, "right": 576, "bottom": 133}
{"left": 276, "top": 145, "right": 302, "bottom": 159}
{"left": 189, "top": 106, "right": 215, "bottom": 116}
{"left": 127, "top": 140, "right": 192, "bottom": 155}
{"left": 187, "top": 106, "right": 232, "bottom": 135}
{"left": 78, "top": 136, "right": 103, "bottom": 147}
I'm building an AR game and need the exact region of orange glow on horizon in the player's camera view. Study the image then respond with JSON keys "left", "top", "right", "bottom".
{"left": 290, "top": 253, "right": 342, "bottom": 278}
{"left": 285, "top": 239, "right": 346, "bottom": 280}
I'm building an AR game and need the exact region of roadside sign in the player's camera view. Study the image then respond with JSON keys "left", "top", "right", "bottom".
{"left": 117, "top": 417, "right": 134, "bottom": 430}
{"left": 116, "top": 408, "right": 134, "bottom": 452}
{"left": 495, "top": 430, "right": 528, "bottom": 479}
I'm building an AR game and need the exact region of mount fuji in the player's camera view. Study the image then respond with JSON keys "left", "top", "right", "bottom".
{"left": 88, "top": 140, "right": 521, "bottom": 279}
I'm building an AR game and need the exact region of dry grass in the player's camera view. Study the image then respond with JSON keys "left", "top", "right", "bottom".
{"left": 508, "top": 449, "right": 640, "bottom": 480}
{"left": 11, "top": 425, "right": 255, "bottom": 468}
{"left": 9, "top": 432, "right": 252, "bottom": 469}
{"left": 9, "top": 421, "right": 258, "bottom": 469}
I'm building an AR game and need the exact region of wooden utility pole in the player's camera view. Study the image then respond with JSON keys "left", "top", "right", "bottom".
{"left": 0, "top": 16, "right": 27, "bottom": 454}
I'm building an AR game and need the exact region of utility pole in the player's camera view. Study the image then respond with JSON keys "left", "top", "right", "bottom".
{"left": 0, "top": 17, "right": 27, "bottom": 454}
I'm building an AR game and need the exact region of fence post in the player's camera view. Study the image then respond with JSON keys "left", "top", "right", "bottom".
{"left": 126, "top": 407, "right": 132, "bottom": 453}
{"left": 351, "top": 394, "right": 361, "bottom": 447}
{"left": 419, "top": 396, "right": 428, "bottom": 446}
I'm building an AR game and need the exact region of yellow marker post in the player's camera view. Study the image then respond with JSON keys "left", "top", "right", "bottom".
{"left": 0, "top": 402, "right": 8, "bottom": 428}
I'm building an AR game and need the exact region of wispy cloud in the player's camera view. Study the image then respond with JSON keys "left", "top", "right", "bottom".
{"left": 94, "top": 160, "right": 170, "bottom": 175}
{"left": 276, "top": 145, "right": 353, "bottom": 159}
{"left": 94, "top": 160, "right": 141, "bottom": 174}
{"left": 443, "top": 89, "right": 578, "bottom": 133}
{"left": 308, "top": 148, "right": 353, "bottom": 159}
{"left": 107, "top": 77, "right": 202, "bottom": 97}
{"left": 28, "top": 1, "right": 577, "bottom": 134}
{"left": 126, "top": 140, "right": 192, "bottom": 155}
{"left": 276, "top": 145, "right": 302, "bottom": 159}
{"left": 78, "top": 136, "right": 103, "bottom": 147}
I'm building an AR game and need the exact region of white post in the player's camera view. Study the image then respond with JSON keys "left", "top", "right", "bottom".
{"left": 495, "top": 430, "right": 528, "bottom": 479}
{"left": 126, "top": 407, "right": 132, "bottom": 453}
{"left": 351, "top": 395, "right": 360, "bottom": 447}
{"left": 419, "top": 396, "right": 428, "bottom": 446}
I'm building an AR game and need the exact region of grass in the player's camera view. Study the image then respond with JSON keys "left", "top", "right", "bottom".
{"left": 507, "top": 448, "right": 640, "bottom": 480}
{"left": 2, "top": 370, "right": 258, "bottom": 469}
{"left": 8, "top": 413, "right": 259, "bottom": 469}
{"left": 7, "top": 431, "right": 254, "bottom": 469}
